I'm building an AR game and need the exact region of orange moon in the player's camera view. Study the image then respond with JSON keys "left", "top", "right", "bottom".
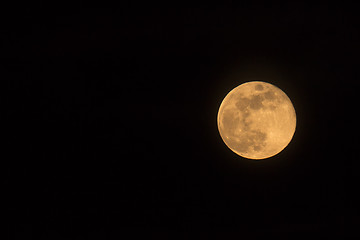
{"left": 217, "top": 81, "right": 296, "bottom": 160}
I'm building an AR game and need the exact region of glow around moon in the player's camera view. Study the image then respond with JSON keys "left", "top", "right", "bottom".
{"left": 217, "top": 81, "right": 296, "bottom": 160}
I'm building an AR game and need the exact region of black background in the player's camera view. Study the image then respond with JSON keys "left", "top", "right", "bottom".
{"left": 4, "top": 3, "right": 359, "bottom": 239}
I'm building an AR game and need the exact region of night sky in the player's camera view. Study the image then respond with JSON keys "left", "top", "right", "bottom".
{"left": 5, "top": 4, "right": 359, "bottom": 239}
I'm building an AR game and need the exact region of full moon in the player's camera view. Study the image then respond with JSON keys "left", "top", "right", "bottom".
{"left": 217, "top": 81, "right": 296, "bottom": 160}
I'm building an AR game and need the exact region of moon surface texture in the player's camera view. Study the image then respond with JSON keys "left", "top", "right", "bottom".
{"left": 217, "top": 81, "right": 296, "bottom": 160}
